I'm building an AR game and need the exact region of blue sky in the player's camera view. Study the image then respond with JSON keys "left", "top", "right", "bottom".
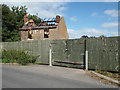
{"left": 1, "top": 1, "right": 118, "bottom": 38}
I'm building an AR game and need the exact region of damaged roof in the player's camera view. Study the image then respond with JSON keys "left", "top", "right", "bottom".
{"left": 19, "top": 17, "right": 59, "bottom": 30}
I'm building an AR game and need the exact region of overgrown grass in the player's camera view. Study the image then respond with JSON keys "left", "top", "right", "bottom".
{"left": 0, "top": 59, "right": 2, "bottom": 63}
{"left": 2, "top": 50, "right": 38, "bottom": 65}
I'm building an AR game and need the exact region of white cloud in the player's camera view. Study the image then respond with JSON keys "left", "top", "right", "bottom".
{"left": 67, "top": 28, "right": 118, "bottom": 39}
{"left": 91, "top": 12, "right": 98, "bottom": 17}
{"left": 70, "top": 16, "right": 77, "bottom": 21}
{"left": 91, "top": 12, "right": 104, "bottom": 18}
{"left": 1, "top": 0, "right": 119, "bottom": 2}
{"left": 0, "top": 0, "right": 71, "bottom": 2}
{"left": 1, "top": 2, "right": 67, "bottom": 18}
{"left": 104, "top": 0, "right": 119, "bottom": 2}
{"left": 104, "top": 9, "right": 118, "bottom": 17}
{"left": 102, "top": 22, "right": 118, "bottom": 28}
{"left": 59, "top": 6, "right": 67, "bottom": 11}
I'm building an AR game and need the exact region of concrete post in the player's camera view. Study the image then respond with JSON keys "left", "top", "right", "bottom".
{"left": 85, "top": 51, "right": 88, "bottom": 70}
{"left": 49, "top": 44, "right": 52, "bottom": 66}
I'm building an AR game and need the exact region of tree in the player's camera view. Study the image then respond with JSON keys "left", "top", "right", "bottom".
{"left": 11, "top": 5, "right": 27, "bottom": 28}
{"left": 2, "top": 4, "right": 13, "bottom": 42}
{"left": 2, "top": 4, "right": 42, "bottom": 42}
{"left": 2, "top": 4, "right": 27, "bottom": 42}
{"left": 99, "top": 35, "right": 105, "bottom": 38}
{"left": 81, "top": 35, "right": 88, "bottom": 38}
{"left": 0, "top": 4, "right": 2, "bottom": 42}
{"left": 28, "top": 14, "right": 41, "bottom": 25}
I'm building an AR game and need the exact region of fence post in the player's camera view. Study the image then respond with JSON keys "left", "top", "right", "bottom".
{"left": 83, "top": 39, "right": 86, "bottom": 70}
{"left": 49, "top": 44, "right": 52, "bottom": 66}
{"left": 85, "top": 51, "right": 88, "bottom": 70}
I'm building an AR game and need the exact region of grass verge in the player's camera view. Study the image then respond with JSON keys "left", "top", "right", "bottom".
{"left": 86, "top": 70, "right": 119, "bottom": 86}
{"left": 95, "top": 70, "right": 119, "bottom": 80}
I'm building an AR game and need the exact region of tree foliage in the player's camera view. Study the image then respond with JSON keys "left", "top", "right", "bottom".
{"left": 99, "top": 35, "right": 105, "bottom": 38}
{"left": 2, "top": 4, "right": 41, "bottom": 42}
{"left": 2, "top": 4, "right": 27, "bottom": 42}
{"left": 28, "top": 14, "right": 41, "bottom": 25}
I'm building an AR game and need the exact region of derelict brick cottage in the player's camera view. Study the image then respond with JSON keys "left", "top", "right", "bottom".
{"left": 19, "top": 13, "right": 69, "bottom": 41}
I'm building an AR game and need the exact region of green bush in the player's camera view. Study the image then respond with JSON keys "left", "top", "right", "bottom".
{"left": 2, "top": 59, "right": 10, "bottom": 63}
{"left": 2, "top": 50, "right": 16, "bottom": 63}
{"left": 2, "top": 50, "right": 37, "bottom": 65}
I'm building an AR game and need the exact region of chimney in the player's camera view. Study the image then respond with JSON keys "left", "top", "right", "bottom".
{"left": 56, "top": 15, "right": 60, "bottom": 23}
{"left": 24, "top": 13, "right": 28, "bottom": 25}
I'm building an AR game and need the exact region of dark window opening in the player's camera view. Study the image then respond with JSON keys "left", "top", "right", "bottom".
{"left": 28, "top": 31, "right": 33, "bottom": 39}
{"left": 44, "top": 29, "right": 49, "bottom": 38}
{"left": 44, "top": 34, "right": 49, "bottom": 38}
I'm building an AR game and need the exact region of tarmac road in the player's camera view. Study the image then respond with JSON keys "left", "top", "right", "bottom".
{"left": 2, "top": 64, "right": 118, "bottom": 88}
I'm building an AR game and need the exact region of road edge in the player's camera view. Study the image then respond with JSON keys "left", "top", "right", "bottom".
{"left": 86, "top": 70, "right": 119, "bottom": 86}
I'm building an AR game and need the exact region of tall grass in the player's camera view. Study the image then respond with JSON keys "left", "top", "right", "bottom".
{"left": 2, "top": 50, "right": 37, "bottom": 65}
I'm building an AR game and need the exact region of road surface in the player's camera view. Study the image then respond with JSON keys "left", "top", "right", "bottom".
{"left": 2, "top": 64, "right": 118, "bottom": 88}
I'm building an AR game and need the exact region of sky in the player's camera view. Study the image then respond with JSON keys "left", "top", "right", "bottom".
{"left": 1, "top": 0, "right": 119, "bottom": 39}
